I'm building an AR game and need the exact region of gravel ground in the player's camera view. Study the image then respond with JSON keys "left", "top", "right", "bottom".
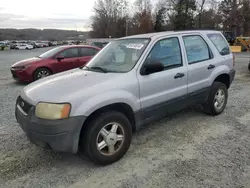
{"left": 0, "top": 49, "right": 250, "bottom": 188}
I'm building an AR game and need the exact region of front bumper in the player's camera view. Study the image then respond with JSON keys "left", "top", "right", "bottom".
{"left": 15, "top": 98, "right": 86, "bottom": 153}
{"left": 11, "top": 68, "right": 33, "bottom": 82}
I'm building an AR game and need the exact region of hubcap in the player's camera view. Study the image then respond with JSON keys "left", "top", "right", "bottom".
{"left": 37, "top": 70, "right": 50, "bottom": 79}
{"left": 96, "top": 122, "right": 124, "bottom": 156}
{"left": 214, "top": 88, "right": 226, "bottom": 110}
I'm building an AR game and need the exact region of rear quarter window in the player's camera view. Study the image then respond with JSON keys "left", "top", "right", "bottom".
{"left": 207, "top": 33, "right": 231, "bottom": 56}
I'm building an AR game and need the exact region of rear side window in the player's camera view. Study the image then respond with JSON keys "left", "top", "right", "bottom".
{"left": 59, "top": 48, "right": 78, "bottom": 58}
{"left": 207, "top": 33, "right": 230, "bottom": 56}
{"left": 183, "top": 35, "right": 212, "bottom": 64}
{"left": 79, "top": 48, "right": 97, "bottom": 57}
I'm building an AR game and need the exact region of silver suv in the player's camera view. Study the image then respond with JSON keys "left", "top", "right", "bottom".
{"left": 15, "top": 30, "right": 235, "bottom": 165}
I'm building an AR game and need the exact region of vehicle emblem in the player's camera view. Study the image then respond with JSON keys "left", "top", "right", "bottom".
{"left": 20, "top": 101, "right": 25, "bottom": 107}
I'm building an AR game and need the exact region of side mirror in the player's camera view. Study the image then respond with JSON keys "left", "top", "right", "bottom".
{"left": 141, "top": 61, "right": 164, "bottom": 75}
{"left": 56, "top": 55, "right": 64, "bottom": 61}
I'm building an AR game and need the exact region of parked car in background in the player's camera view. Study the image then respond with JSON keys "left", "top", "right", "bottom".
{"left": 15, "top": 44, "right": 34, "bottom": 50}
{"left": 14, "top": 30, "right": 235, "bottom": 165}
{"left": 34, "top": 42, "right": 44, "bottom": 48}
{"left": 48, "top": 41, "right": 57, "bottom": 46}
{"left": 10, "top": 41, "right": 18, "bottom": 49}
{"left": 52, "top": 41, "right": 58, "bottom": 46}
{"left": 91, "top": 42, "right": 109, "bottom": 48}
{"left": 41, "top": 42, "right": 49, "bottom": 47}
{"left": 0, "top": 42, "right": 6, "bottom": 50}
{"left": 11, "top": 45, "right": 100, "bottom": 82}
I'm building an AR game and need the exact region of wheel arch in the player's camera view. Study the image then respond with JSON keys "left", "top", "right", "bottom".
{"left": 213, "top": 73, "right": 230, "bottom": 88}
{"left": 80, "top": 103, "right": 136, "bottom": 134}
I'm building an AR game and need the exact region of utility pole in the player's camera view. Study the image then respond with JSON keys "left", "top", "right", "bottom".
{"left": 126, "top": 19, "right": 128, "bottom": 36}
{"left": 121, "top": 5, "right": 129, "bottom": 36}
{"left": 231, "top": 0, "right": 238, "bottom": 37}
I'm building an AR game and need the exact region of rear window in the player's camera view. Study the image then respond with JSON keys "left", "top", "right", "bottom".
{"left": 207, "top": 33, "right": 230, "bottom": 56}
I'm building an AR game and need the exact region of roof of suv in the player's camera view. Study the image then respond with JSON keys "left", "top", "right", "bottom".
{"left": 120, "top": 30, "right": 222, "bottom": 40}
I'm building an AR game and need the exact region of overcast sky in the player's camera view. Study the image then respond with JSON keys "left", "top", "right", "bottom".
{"left": 0, "top": 0, "right": 105, "bottom": 31}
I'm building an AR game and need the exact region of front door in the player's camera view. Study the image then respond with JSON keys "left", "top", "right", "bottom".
{"left": 137, "top": 36, "right": 188, "bottom": 121}
{"left": 55, "top": 47, "right": 79, "bottom": 72}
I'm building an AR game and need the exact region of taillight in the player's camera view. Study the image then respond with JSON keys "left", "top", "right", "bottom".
{"left": 233, "top": 54, "right": 235, "bottom": 67}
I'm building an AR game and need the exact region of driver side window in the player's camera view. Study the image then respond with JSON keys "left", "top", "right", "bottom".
{"left": 146, "top": 37, "right": 182, "bottom": 69}
{"left": 59, "top": 48, "right": 78, "bottom": 58}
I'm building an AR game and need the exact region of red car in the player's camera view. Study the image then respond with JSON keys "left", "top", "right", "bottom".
{"left": 11, "top": 45, "right": 100, "bottom": 82}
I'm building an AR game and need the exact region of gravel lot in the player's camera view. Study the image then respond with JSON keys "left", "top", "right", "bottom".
{"left": 0, "top": 48, "right": 250, "bottom": 188}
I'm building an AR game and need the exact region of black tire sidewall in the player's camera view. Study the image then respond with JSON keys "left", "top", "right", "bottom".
{"left": 207, "top": 82, "right": 228, "bottom": 115}
{"left": 83, "top": 111, "right": 132, "bottom": 165}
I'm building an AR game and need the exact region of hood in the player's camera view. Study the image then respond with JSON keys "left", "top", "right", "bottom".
{"left": 21, "top": 69, "right": 123, "bottom": 104}
{"left": 12, "top": 57, "right": 41, "bottom": 67}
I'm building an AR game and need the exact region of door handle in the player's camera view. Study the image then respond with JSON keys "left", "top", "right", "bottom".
{"left": 174, "top": 73, "right": 185, "bottom": 79}
{"left": 207, "top": 64, "right": 215, "bottom": 69}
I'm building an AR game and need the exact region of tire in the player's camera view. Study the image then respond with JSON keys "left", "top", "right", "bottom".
{"left": 203, "top": 82, "right": 228, "bottom": 115}
{"left": 248, "top": 62, "right": 250, "bottom": 72}
{"left": 34, "top": 67, "right": 52, "bottom": 81}
{"left": 80, "top": 111, "right": 132, "bottom": 165}
{"left": 26, "top": 47, "right": 28, "bottom": 50}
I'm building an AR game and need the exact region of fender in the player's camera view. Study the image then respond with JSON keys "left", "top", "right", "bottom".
{"left": 209, "top": 64, "right": 231, "bottom": 85}
{"left": 73, "top": 90, "right": 141, "bottom": 116}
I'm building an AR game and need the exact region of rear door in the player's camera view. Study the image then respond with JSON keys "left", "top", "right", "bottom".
{"left": 181, "top": 34, "right": 219, "bottom": 101}
{"left": 77, "top": 47, "right": 99, "bottom": 67}
{"left": 55, "top": 47, "right": 79, "bottom": 72}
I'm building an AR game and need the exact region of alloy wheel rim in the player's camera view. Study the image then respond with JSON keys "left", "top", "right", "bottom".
{"left": 37, "top": 70, "right": 50, "bottom": 79}
{"left": 96, "top": 122, "right": 125, "bottom": 156}
{"left": 214, "top": 88, "right": 226, "bottom": 111}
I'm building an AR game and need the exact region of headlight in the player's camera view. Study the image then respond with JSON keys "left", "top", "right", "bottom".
{"left": 35, "top": 102, "right": 71, "bottom": 120}
{"left": 12, "top": 66, "right": 26, "bottom": 70}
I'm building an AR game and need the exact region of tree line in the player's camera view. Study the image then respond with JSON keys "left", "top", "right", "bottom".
{"left": 90, "top": 0, "right": 250, "bottom": 38}
{"left": 0, "top": 29, "right": 88, "bottom": 41}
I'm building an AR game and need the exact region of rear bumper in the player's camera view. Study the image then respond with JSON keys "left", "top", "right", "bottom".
{"left": 229, "top": 69, "right": 236, "bottom": 85}
{"left": 15, "top": 102, "right": 86, "bottom": 153}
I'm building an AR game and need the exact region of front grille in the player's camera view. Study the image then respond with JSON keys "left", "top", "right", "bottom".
{"left": 11, "top": 69, "right": 18, "bottom": 78}
{"left": 12, "top": 72, "right": 18, "bottom": 78}
{"left": 16, "top": 96, "right": 32, "bottom": 114}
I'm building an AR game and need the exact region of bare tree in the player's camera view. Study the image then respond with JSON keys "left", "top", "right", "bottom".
{"left": 91, "top": 0, "right": 128, "bottom": 38}
{"left": 131, "top": 0, "right": 154, "bottom": 34}
{"left": 197, "top": 0, "right": 206, "bottom": 28}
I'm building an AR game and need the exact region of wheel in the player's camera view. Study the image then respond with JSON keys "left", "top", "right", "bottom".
{"left": 34, "top": 67, "right": 52, "bottom": 81}
{"left": 248, "top": 62, "right": 250, "bottom": 71}
{"left": 80, "top": 111, "right": 132, "bottom": 165}
{"left": 203, "top": 82, "right": 228, "bottom": 115}
{"left": 26, "top": 47, "right": 28, "bottom": 50}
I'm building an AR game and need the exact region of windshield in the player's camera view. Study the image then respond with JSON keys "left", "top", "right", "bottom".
{"left": 39, "top": 46, "right": 65, "bottom": 58}
{"left": 86, "top": 38, "right": 150, "bottom": 73}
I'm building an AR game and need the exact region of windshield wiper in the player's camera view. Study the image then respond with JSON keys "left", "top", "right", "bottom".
{"left": 79, "top": 65, "right": 107, "bottom": 73}
{"left": 90, "top": 66, "right": 108, "bottom": 73}
{"left": 79, "top": 65, "right": 90, "bottom": 70}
